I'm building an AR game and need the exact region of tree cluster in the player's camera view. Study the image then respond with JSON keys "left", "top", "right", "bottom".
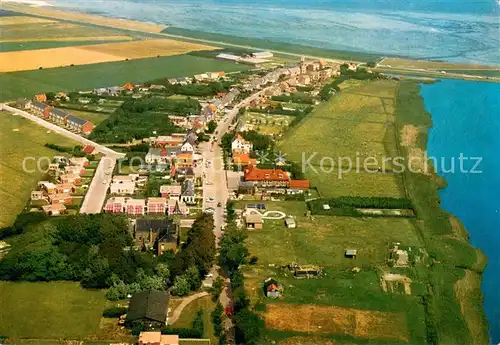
{"left": 218, "top": 221, "right": 264, "bottom": 345}
{"left": 169, "top": 214, "right": 216, "bottom": 296}
{"left": 89, "top": 97, "right": 191, "bottom": 143}
{"left": 0, "top": 214, "right": 159, "bottom": 287}
{"left": 144, "top": 80, "right": 233, "bottom": 97}
{"left": 271, "top": 92, "right": 315, "bottom": 105}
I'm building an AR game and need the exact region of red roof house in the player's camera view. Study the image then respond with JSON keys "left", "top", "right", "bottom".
{"left": 289, "top": 180, "right": 310, "bottom": 190}
{"left": 244, "top": 165, "right": 290, "bottom": 188}
{"left": 83, "top": 145, "right": 95, "bottom": 154}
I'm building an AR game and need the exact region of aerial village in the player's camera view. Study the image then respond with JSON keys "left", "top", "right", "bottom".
{"left": 4, "top": 52, "right": 392, "bottom": 345}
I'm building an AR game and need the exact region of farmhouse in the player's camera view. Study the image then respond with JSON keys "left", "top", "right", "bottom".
{"left": 139, "top": 332, "right": 179, "bottom": 345}
{"left": 126, "top": 290, "right": 169, "bottom": 328}
{"left": 345, "top": 249, "right": 358, "bottom": 258}
{"left": 289, "top": 179, "right": 310, "bottom": 192}
{"left": 245, "top": 213, "right": 263, "bottom": 229}
{"left": 180, "top": 140, "right": 195, "bottom": 153}
{"left": 231, "top": 134, "right": 253, "bottom": 154}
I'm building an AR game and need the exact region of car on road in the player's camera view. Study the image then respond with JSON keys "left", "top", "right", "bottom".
{"left": 102, "top": 180, "right": 107, "bottom": 184}
{"left": 205, "top": 207, "right": 215, "bottom": 214}
{"left": 206, "top": 197, "right": 216, "bottom": 203}
{"left": 217, "top": 202, "right": 222, "bottom": 207}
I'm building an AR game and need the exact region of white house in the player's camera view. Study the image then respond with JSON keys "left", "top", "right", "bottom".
{"left": 180, "top": 140, "right": 195, "bottom": 153}
{"left": 231, "top": 134, "right": 253, "bottom": 154}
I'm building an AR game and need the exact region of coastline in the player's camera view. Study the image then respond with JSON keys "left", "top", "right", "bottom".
{"left": 0, "top": 3, "right": 494, "bottom": 343}
{"left": 395, "top": 80, "right": 489, "bottom": 344}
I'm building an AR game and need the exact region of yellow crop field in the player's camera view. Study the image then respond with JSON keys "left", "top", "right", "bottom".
{"left": 0, "top": 16, "right": 56, "bottom": 25}
{"left": 0, "top": 38, "right": 216, "bottom": 72}
{"left": 80, "top": 38, "right": 217, "bottom": 59}
{"left": 264, "top": 304, "right": 408, "bottom": 342}
{"left": 0, "top": 47, "right": 123, "bottom": 72}
{"left": 2, "top": 4, "right": 167, "bottom": 33}
{"left": 0, "top": 36, "right": 133, "bottom": 43}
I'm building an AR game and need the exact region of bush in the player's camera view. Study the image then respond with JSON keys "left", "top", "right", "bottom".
{"left": 171, "top": 275, "right": 190, "bottom": 296}
{"left": 192, "top": 310, "right": 204, "bottom": 337}
{"left": 102, "top": 306, "right": 127, "bottom": 318}
{"left": 211, "top": 302, "right": 224, "bottom": 337}
{"left": 162, "top": 327, "right": 203, "bottom": 338}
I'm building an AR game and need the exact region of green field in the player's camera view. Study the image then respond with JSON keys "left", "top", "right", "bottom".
{"left": 0, "top": 54, "right": 251, "bottom": 101}
{"left": 0, "top": 281, "right": 106, "bottom": 339}
{"left": 241, "top": 201, "right": 421, "bottom": 268}
{"left": 239, "top": 199, "right": 426, "bottom": 344}
{"left": 0, "top": 21, "right": 130, "bottom": 41}
{"left": 243, "top": 111, "right": 293, "bottom": 135}
{"left": 0, "top": 113, "right": 77, "bottom": 227}
{"left": 0, "top": 39, "right": 131, "bottom": 52}
{"left": 279, "top": 80, "right": 404, "bottom": 197}
{"left": 170, "top": 295, "right": 218, "bottom": 344}
{"left": 164, "top": 27, "right": 380, "bottom": 63}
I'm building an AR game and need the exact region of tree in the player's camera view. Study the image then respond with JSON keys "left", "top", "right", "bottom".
{"left": 238, "top": 107, "right": 246, "bottom": 116}
{"left": 206, "top": 120, "right": 217, "bottom": 133}
{"left": 45, "top": 92, "right": 56, "bottom": 101}
{"left": 234, "top": 309, "right": 264, "bottom": 345}
{"left": 219, "top": 226, "right": 248, "bottom": 272}
{"left": 155, "top": 263, "right": 170, "bottom": 279}
{"left": 171, "top": 275, "right": 190, "bottom": 296}
{"left": 192, "top": 310, "right": 204, "bottom": 337}
{"left": 186, "top": 266, "right": 201, "bottom": 291}
{"left": 211, "top": 302, "right": 224, "bottom": 336}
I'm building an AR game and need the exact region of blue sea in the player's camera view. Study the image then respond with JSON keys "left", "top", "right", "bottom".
{"left": 422, "top": 79, "right": 500, "bottom": 344}
{"left": 45, "top": 0, "right": 499, "bottom": 341}
{"left": 50, "top": 0, "right": 500, "bottom": 65}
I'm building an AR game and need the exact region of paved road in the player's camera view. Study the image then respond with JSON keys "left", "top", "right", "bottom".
{"left": 80, "top": 156, "right": 116, "bottom": 214}
{"left": 0, "top": 104, "right": 124, "bottom": 159}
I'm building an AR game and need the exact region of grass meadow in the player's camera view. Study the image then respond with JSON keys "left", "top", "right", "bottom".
{"left": 279, "top": 80, "right": 404, "bottom": 198}
{"left": 0, "top": 54, "right": 250, "bottom": 101}
{"left": 0, "top": 281, "right": 106, "bottom": 339}
{"left": 240, "top": 199, "right": 427, "bottom": 344}
{"left": 243, "top": 111, "right": 294, "bottom": 135}
{"left": 0, "top": 113, "right": 77, "bottom": 227}
{"left": 0, "top": 39, "right": 132, "bottom": 53}
{"left": 170, "top": 295, "right": 218, "bottom": 344}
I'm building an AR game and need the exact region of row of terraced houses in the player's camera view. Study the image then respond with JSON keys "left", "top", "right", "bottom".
{"left": 16, "top": 97, "right": 95, "bottom": 135}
